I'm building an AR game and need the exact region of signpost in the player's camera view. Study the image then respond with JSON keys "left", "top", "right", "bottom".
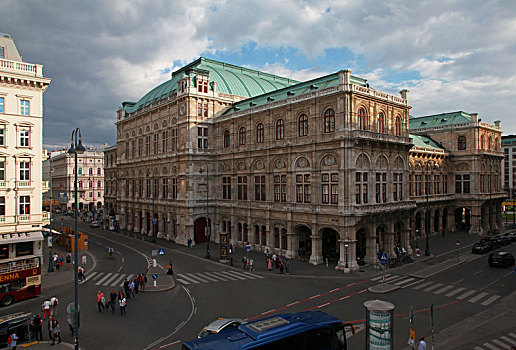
{"left": 152, "top": 273, "right": 158, "bottom": 288}
{"left": 456, "top": 239, "right": 461, "bottom": 261}
{"left": 416, "top": 248, "right": 421, "bottom": 277}
{"left": 219, "top": 233, "right": 229, "bottom": 263}
{"left": 380, "top": 253, "right": 387, "bottom": 287}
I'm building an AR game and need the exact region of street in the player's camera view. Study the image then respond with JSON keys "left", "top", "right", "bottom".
{"left": 2, "top": 219, "right": 515, "bottom": 350}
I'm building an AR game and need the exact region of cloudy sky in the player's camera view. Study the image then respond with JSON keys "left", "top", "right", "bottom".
{"left": 1, "top": 0, "right": 515, "bottom": 149}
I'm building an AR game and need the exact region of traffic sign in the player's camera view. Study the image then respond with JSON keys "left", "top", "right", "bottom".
{"left": 152, "top": 218, "right": 157, "bottom": 225}
{"left": 380, "top": 253, "right": 387, "bottom": 265}
{"left": 152, "top": 249, "right": 157, "bottom": 257}
{"left": 416, "top": 248, "right": 421, "bottom": 257}
{"left": 456, "top": 239, "right": 461, "bottom": 246}
{"left": 152, "top": 273, "right": 158, "bottom": 279}
{"left": 158, "top": 249, "right": 165, "bottom": 256}
{"left": 245, "top": 246, "right": 250, "bottom": 252}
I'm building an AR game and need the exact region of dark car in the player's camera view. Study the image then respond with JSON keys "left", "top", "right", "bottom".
{"left": 488, "top": 251, "right": 516, "bottom": 267}
{"left": 0, "top": 312, "right": 34, "bottom": 346}
{"left": 472, "top": 242, "right": 491, "bottom": 254}
{"left": 498, "top": 235, "right": 511, "bottom": 246}
{"left": 480, "top": 237, "right": 501, "bottom": 250}
{"left": 503, "top": 232, "right": 516, "bottom": 242}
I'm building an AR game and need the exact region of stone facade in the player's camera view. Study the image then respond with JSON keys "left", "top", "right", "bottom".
{"left": 112, "top": 58, "right": 504, "bottom": 270}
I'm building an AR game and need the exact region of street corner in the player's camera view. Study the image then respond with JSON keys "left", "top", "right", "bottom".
{"left": 144, "top": 267, "right": 176, "bottom": 292}
{"left": 368, "top": 283, "right": 401, "bottom": 294}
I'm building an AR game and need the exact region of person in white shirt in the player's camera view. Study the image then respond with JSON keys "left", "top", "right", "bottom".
{"left": 418, "top": 337, "right": 427, "bottom": 350}
{"left": 42, "top": 300, "right": 51, "bottom": 320}
{"left": 50, "top": 295, "right": 59, "bottom": 316}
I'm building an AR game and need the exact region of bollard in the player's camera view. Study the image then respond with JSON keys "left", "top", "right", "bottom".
{"left": 153, "top": 280, "right": 156, "bottom": 288}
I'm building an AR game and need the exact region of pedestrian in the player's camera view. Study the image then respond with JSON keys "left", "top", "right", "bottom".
{"left": 134, "top": 276, "right": 140, "bottom": 294}
{"left": 285, "top": 261, "right": 290, "bottom": 274}
{"left": 67, "top": 319, "right": 74, "bottom": 337}
{"left": 242, "top": 256, "right": 247, "bottom": 269}
{"left": 119, "top": 295, "right": 127, "bottom": 316}
{"left": 142, "top": 274, "right": 147, "bottom": 291}
{"left": 81, "top": 255, "right": 87, "bottom": 265}
{"left": 53, "top": 254, "right": 58, "bottom": 269}
{"left": 109, "top": 289, "right": 117, "bottom": 313}
{"left": 279, "top": 260, "right": 284, "bottom": 274}
{"left": 66, "top": 252, "right": 71, "bottom": 267}
{"left": 249, "top": 258, "right": 254, "bottom": 271}
{"left": 267, "top": 258, "right": 272, "bottom": 271}
{"left": 97, "top": 290, "right": 105, "bottom": 312}
{"left": 441, "top": 228, "right": 445, "bottom": 237}
{"left": 418, "top": 337, "right": 427, "bottom": 350}
{"left": 42, "top": 299, "right": 51, "bottom": 320}
{"left": 31, "top": 314, "right": 42, "bottom": 341}
{"left": 123, "top": 279, "right": 131, "bottom": 299}
{"left": 187, "top": 237, "right": 192, "bottom": 248}
{"left": 50, "top": 295, "right": 59, "bottom": 316}
{"left": 167, "top": 261, "right": 174, "bottom": 275}
{"left": 78, "top": 266, "right": 86, "bottom": 281}
{"left": 8, "top": 332, "right": 18, "bottom": 349}
{"left": 129, "top": 279, "right": 135, "bottom": 298}
{"left": 47, "top": 316, "right": 53, "bottom": 340}
{"left": 50, "top": 319, "right": 61, "bottom": 345}
{"left": 59, "top": 255, "right": 65, "bottom": 270}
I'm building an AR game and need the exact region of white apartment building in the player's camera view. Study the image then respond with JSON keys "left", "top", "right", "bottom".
{"left": 0, "top": 33, "right": 51, "bottom": 261}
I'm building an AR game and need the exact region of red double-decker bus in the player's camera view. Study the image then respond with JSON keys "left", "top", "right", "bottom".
{"left": 0, "top": 256, "right": 41, "bottom": 306}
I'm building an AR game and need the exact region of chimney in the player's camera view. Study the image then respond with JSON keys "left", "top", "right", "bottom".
{"left": 470, "top": 113, "right": 478, "bottom": 123}
{"left": 494, "top": 120, "right": 501, "bottom": 128}
{"left": 399, "top": 89, "right": 409, "bottom": 102}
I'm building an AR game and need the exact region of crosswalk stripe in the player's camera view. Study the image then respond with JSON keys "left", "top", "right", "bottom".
{"left": 384, "top": 275, "right": 404, "bottom": 283}
{"left": 85, "top": 272, "right": 98, "bottom": 280}
{"left": 483, "top": 342, "right": 499, "bottom": 350}
{"left": 423, "top": 283, "right": 444, "bottom": 292}
{"left": 220, "top": 271, "right": 248, "bottom": 280}
{"left": 111, "top": 274, "right": 127, "bottom": 287}
{"left": 473, "top": 347, "right": 483, "bottom": 350}
{"left": 196, "top": 272, "right": 220, "bottom": 282}
{"left": 103, "top": 273, "right": 120, "bottom": 286}
{"left": 177, "top": 274, "right": 201, "bottom": 284}
{"left": 206, "top": 272, "right": 229, "bottom": 281}
{"left": 240, "top": 271, "right": 263, "bottom": 279}
{"left": 176, "top": 278, "right": 189, "bottom": 285}
{"left": 394, "top": 278, "right": 415, "bottom": 285}
{"left": 185, "top": 273, "right": 210, "bottom": 283}
{"left": 212, "top": 271, "right": 238, "bottom": 280}
{"left": 371, "top": 274, "right": 391, "bottom": 281}
{"left": 456, "top": 289, "right": 476, "bottom": 300}
{"left": 501, "top": 336, "right": 516, "bottom": 346}
{"left": 492, "top": 339, "right": 510, "bottom": 348}
{"left": 96, "top": 273, "right": 114, "bottom": 286}
{"left": 445, "top": 287, "right": 465, "bottom": 297}
{"left": 401, "top": 279, "right": 426, "bottom": 289}
{"left": 481, "top": 295, "right": 500, "bottom": 306}
{"left": 433, "top": 285, "right": 454, "bottom": 295}
{"left": 91, "top": 272, "right": 105, "bottom": 281}
{"left": 468, "top": 292, "right": 488, "bottom": 303}
{"left": 509, "top": 333, "right": 516, "bottom": 339}
{"left": 413, "top": 281, "right": 433, "bottom": 290}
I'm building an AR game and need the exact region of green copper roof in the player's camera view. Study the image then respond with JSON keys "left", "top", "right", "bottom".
{"left": 409, "top": 111, "right": 472, "bottom": 130}
{"left": 122, "top": 57, "right": 300, "bottom": 114}
{"left": 410, "top": 134, "right": 443, "bottom": 150}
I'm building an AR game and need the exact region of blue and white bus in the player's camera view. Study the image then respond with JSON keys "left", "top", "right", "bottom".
{"left": 182, "top": 311, "right": 355, "bottom": 350}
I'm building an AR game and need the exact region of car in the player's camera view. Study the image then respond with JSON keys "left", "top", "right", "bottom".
{"left": 488, "top": 251, "right": 516, "bottom": 267}
{"left": 472, "top": 242, "right": 491, "bottom": 254}
{"left": 89, "top": 221, "right": 100, "bottom": 228}
{"left": 498, "top": 235, "right": 511, "bottom": 246}
{"left": 197, "top": 318, "right": 246, "bottom": 338}
{"left": 503, "top": 232, "right": 516, "bottom": 242}
{"left": 0, "top": 312, "right": 35, "bottom": 346}
{"left": 480, "top": 237, "right": 501, "bottom": 250}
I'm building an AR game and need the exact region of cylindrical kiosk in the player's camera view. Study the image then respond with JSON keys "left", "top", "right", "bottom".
{"left": 364, "top": 299, "right": 395, "bottom": 350}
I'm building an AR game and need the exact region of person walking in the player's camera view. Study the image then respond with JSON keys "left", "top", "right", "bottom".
{"left": 123, "top": 279, "right": 131, "bottom": 299}
{"left": 30, "top": 314, "right": 42, "bottom": 341}
{"left": 418, "top": 337, "right": 427, "bottom": 350}
{"left": 141, "top": 273, "right": 147, "bottom": 291}
{"left": 66, "top": 252, "right": 71, "bottom": 268}
{"left": 129, "top": 279, "right": 135, "bottom": 298}
{"left": 97, "top": 290, "right": 105, "bottom": 312}
{"left": 42, "top": 299, "right": 51, "bottom": 320}
{"left": 50, "top": 320, "right": 61, "bottom": 345}
{"left": 109, "top": 289, "right": 117, "bottom": 313}
{"left": 119, "top": 295, "right": 127, "bottom": 316}
{"left": 50, "top": 295, "right": 59, "bottom": 316}
{"left": 134, "top": 276, "right": 140, "bottom": 294}
{"left": 167, "top": 261, "right": 174, "bottom": 275}
{"left": 47, "top": 316, "right": 53, "bottom": 340}
{"left": 285, "top": 261, "right": 290, "bottom": 274}
{"left": 78, "top": 266, "right": 86, "bottom": 281}
{"left": 187, "top": 237, "right": 192, "bottom": 248}
{"left": 8, "top": 332, "right": 18, "bottom": 349}
{"left": 249, "top": 258, "right": 254, "bottom": 271}
{"left": 267, "top": 258, "right": 272, "bottom": 271}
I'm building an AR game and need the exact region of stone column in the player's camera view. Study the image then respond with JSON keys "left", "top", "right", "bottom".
{"left": 366, "top": 236, "right": 377, "bottom": 264}
{"left": 447, "top": 209, "right": 456, "bottom": 232}
{"left": 309, "top": 235, "right": 323, "bottom": 265}
{"left": 142, "top": 211, "right": 148, "bottom": 235}
{"left": 285, "top": 233, "right": 294, "bottom": 259}
{"left": 469, "top": 205, "right": 482, "bottom": 235}
{"left": 166, "top": 213, "right": 173, "bottom": 241}
{"left": 134, "top": 211, "right": 140, "bottom": 232}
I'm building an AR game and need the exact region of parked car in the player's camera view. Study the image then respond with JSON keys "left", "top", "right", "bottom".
{"left": 472, "top": 242, "right": 491, "bottom": 254}
{"left": 503, "top": 232, "right": 516, "bottom": 242}
{"left": 488, "top": 251, "right": 516, "bottom": 268}
{"left": 480, "top": 237, "right": 501, "bottom": 250}
{"left": 0, "top": 312, "right": 34, "bottom": 346}
{"left": 197, "top": 318, "right": 245, "bottom": 338}
{"left": 498, "top": 235, "right": 511, "bottom": 246}
{"left": 89, "top": 221, "right": 100, "bottom": 228}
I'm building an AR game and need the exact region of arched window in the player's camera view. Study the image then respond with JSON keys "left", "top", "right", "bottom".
{"left": 377, "top": 112, "right": 385, "bottom": 133}
{"left": 458, "top": 136, "right": 466, "bottom": 150}
{"left": 276, "top": 119, "right": 284, "bottom": 140}
{"left": 358, "top": 108, "right": 366, "bottom": 130}
{"left": 395, "top": 115, "right": 401, "bottom": 136}
{"left": 298, "top": 114, "right": 308, "bottom": 137}
{"left": 480, "top": 135, "right": 485, "bottom": 149}
{"left": 223, "top": 130, "right": 230, "bottom": 148}
{"left": 239, "top": 127, "right": 246, "bottom": 145}
{"left": 324, "top": 109, "right": 335, "bottom": 133}
{"left": 256, "top": 123, "right": 264, "bottom": 143}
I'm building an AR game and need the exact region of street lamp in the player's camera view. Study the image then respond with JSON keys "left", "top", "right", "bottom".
{"left": 345, "top": 242, "right": 349, "bottom": 269}
{"left": 48, "top": 163, "right": 54, "bottom": 273}
{"left": 200, "top": 165, "right": 210, "bottom": 259}
{"left": 67, "top": 127, "right": 85, "bottom": 350}
{"left": 424, "top": 162, "right": 433, "bottom": 256}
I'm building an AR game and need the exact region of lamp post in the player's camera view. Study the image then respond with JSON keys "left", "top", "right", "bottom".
{"left": 67, "top": 127, "right": 85, "bottom": 350}
{"left": 48, "top": 163, "right": 54, "bottom": 273}
{"left": 200, "top": 165, "right": 210, "bottom": 259}
{"left": 425, "top": 162, "right": 431, "bottom": 256}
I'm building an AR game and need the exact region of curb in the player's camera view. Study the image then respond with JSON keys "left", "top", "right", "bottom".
{"left": 368, "top": 283, "right": 400, "bottom": 294}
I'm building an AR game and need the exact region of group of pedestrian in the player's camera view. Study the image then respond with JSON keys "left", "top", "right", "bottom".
{"left": 52, "top": 252, "right": 73, "bottom": 272}
{"left": 96, "top": 274, "right": 147, "bottom": 316}
{"left": 26, "top": 295, "right": 62, "bottom": 346}
{"left": 266, "top": 254, "right": 290, "bottom": 274}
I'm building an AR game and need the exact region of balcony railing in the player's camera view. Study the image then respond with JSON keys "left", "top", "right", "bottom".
{"left": 16, "top": 181, "right": 33, "bottom": 188}
{"left": 0, "top": 58, "right": 43, "bottom": 77}
{"left": 0, "top": 257, "right": 40, "bottom": 274}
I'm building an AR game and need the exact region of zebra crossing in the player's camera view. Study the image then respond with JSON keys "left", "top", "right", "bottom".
{"left": 175, "top": 270, "right": 264, "bottom": 285}
{"left": 370, "top": 274, "right": 501, "bottom": 306}
{"left": 473, "top": 332, "right": 516, "bottom": 350}
{"left": 79, "top": 271, "right": 136, "bottom": 287}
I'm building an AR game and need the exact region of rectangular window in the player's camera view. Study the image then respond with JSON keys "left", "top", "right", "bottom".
{"left": 197, "top": 127, "right": 208, "bottom": 149}
{"left": 237, "top": 176, "right": 247, "bottom": 200}
{"left": 146, "top": 178, "right": 151, "bottom": 197}
{"left": 274, "top": 175, "right": 287, "bottom": 202}
{"left": 415, "top": 175, "right": 422, "bottom": 196}
{"left": 425, "top": 174, "right": 431, "bottom": 196}
{"left": 463, "top": 174, "right": 470, "bottom": 193}
{"left": 254, "top": 175, "right": 266, "bottom": 201}
{"left": 138, "top": 138, "right": 143, "bottom": 157}
{"left": 0, "top": 197, "right": 4, "bottom": 216}
{"left": 19, "top": 195, "right": 30, "bottom": 214}
{"left": 20, "top": 100, "right": 29, "bottom": 116}
{"left": 455, "top": 175, "right": 462, "bottom": 194}
{"left": 162, "top": 130, "right": 168, "bottom": 152}
{"left": 393, "top": 173, "right": 403, "bottom": 201}
{"left": 131, "top": 140, "right": 136, "bottom": 158}
{"left": 222, "top": 176, "right": 231, "bottom": 199}
{"left": 154, "top": 178, "right": 159, "bottom": 198}
{"left": 145, "top": 136, "right": 150, "bottom": 155}
{"left": 153, "top": 133, "right": 159, "bottom": 154}
{"left": 409, "top": 174, "right": 412, "bottom": 197}
{"left": 443, "top": 175, "right": 448, "bottom": 194}
{"left": 172, "top": 178, "right": 177, "bottom": 199}
{"left": 296, "top": 174, "right": 311, "bottom": 203}
{"left": 162, "top": 178, "right": 168, "bottom": 199}
{"left": 434, "top": 175, "right": 440, "bottom": 195}
{"left": 0, "top": 47, "right": 4, "bottom": 59}
{"left": 198, "top": 102, "right": 203, "bottom": 116}
{"left": 355, "top": 172, "right": 368, "bottom": 204}
{"left": 375, "top": 172, "right": 387, "bottom": 203}
{"left": 131, "top": 180, "right": 135, "bottom": 197}
{"left": 19, "top": 130, "right": 29, "bottom": 147}
{"left": 19, "top": 161, "right": 30, "bottom": 181}
{"left": 321, "top": 173, "right": 338, "bottom": 204}
{"left": 125, "top": 142, "right": 129, "bottom": 158}
{"left": 171, "top": 129, "right": 177, "bottom": 151}
{"left": 0, "top": 128, "right": 4, "bottom": 146}
{"left": 0, "top": 97, "right": 4, "bottom": 113}
{"left": 0, "top": 161, "right": 4, "bottom": 180}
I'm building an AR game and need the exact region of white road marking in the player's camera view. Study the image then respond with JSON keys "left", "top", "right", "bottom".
{"left": 509, "top": 333, "right": 516, "bottom": 339}
{"left": 394, "top": 277, "right": 415, "bottom": 285}
{"left": 110, "top": 274, "right": 127, "bottom": 287}
{"left": 480, "top": 295, "right": 500, "bottom": 306}
{"left": 371, "top": 274, "right": 391, "bottom": 281}
{"left": 176, "top": 279, "right": 189, "bottom": 285}
{"left": 120, "top": 274, "right": 134, "bottom": 286}
{"left": 220, "top": 271, "right": 248, "bottom": 280}
{"left": 445, "top": 287, "right": 465, "bottom": 297}
{"left": 196, "top": 273, "right": 219, "bottom": 282}
{"left": 482, "top": 342, "right": 500, "bottom": 350}
{"left": 240, "top": 271, "right": 263, "bottom": 279}
{"left": 423, "top": 283, "right": 444, "bottom": 292}
{"left": 413, "top": 281, "right": 433, "bottom": 290}
{"left": 176, "top": 274, "right": 201, "bottom": 284}
{"left": 433, "top": 285, "right": 454, "bottom": 295}
{"left": 456, "top": 289, "right": 477, "bottom": 300}
{"left": 95, "top": 273, "right": 113, "bottom": 285}
{"left": 401, "top": 279, "right": 426, "bottom": 289}
{"left": 206, "top": 273, "right": 229, "bottom": 281}
{"left": 185, "top": 273, "right": 210, "bottom": 283}
{"left": 212, "top": 271, "right": 237, "bottom": 280}
{"left": 468, "top": 292, "right": 488, "bottom": 303}
{"left": 500, "top": 336, "right": 516, "bottom": 346}
{"left": 91, "top": 272, "right": 104, "bottom": 281}
{"left": 384, "top": 275, "right": 404, "bottom": 282}
{"left": 103, "top": 273, "right": 120, "bottom": 286}
{"left": 492, "top": 339, "right": 511, "bottom": 348}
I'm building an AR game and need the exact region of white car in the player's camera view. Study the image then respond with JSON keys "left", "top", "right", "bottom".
{"left": 197, "top": 318, "right": 245, "bottom": 338}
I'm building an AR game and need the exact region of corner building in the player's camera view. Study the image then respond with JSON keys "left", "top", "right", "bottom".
{"left": 114, "top": 58, "right": 503, "bottom": 270}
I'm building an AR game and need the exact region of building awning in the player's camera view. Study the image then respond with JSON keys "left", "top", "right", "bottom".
{"left": 0, "top": 231, "right": 44, "bottom": 244}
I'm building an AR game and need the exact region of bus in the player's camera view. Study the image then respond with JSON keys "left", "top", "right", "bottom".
{"left": 182, "top": 311, "right": 355, "bottom": 350}
{"left": 0, "top": 256, "right": 41, "bottom": 306}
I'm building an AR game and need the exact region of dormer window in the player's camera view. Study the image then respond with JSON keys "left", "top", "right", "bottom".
{"left": 197, "top": 79, "right": 208, "bottom": 93}
{"left": 0, "top": 47, "right": 4, "bottom": 59}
